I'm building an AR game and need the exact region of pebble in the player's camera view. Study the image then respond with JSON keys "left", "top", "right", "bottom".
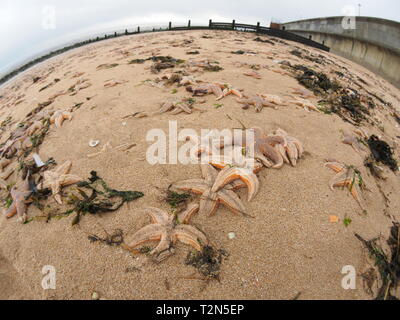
{"left": 92, "top": 292, "right": 99, "bottom": 300}
{"left": 228, "top": 232, "right": 236, "bottom": 240}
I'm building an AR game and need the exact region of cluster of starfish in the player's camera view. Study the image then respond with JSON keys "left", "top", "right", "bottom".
{"left": 125, "top": 127, "right": 304, "bottom": 261}
{"left": 3, "top": 160, "right": 82, "bottom": 223}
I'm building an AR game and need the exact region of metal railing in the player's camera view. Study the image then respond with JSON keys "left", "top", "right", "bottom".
{"left": 0, "top": 19, "right": 330, "bottom": 86}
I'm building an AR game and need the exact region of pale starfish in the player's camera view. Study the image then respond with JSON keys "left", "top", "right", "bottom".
{"left": 26, "top": 120, "right": 43, "bottom": 136}
{"left": 4, "top": 173, "right": 35, "bottom": 223}
{"left": 222, "top": 84, "right": 243, "bottom": 99}
{"left": 290, "top": 98, "right": 320, "bottom": 112}
{"left": 38, "top": 160, "right": 82, "bottom": 204}
{"left": 243, "top": 70, "right": 262, "bottom": 79}
{"left": 104, "top": 79, "right": 128, "bottom": 88}
{"left": 185, "top": 131, "right": 229, "bottom": 160}
{"left": 157, "top": 100, "right": 192, "bottom": 115}
{"left": 180, "top": 75, "right": 199, "bottom": 86}
{"left": 237, "top": 95, "right": 277, "bottom": 112}
{"left": 125, "top": 204, "right": 208, "bottom": 262}
{"left": 324, "top": 160, "right": 365, "bottom": 210}
{"left": 273, "top": 129, "right": 304, "bottom": 167}
{"left": 342, "top": 131, "right": 366, "bottom": 153}
{"left": 260, "top": 94, "right": 286, "bottom": 106}
{"left": 186, "top": 83, "right": 224, "bottom": 100}
{"left": 171, "top": 164, "right": 247, "bottom": 216}
{"left": 50, "top": 110, "right": 72, "bottom": 128}
{"left": 291, "top": 87, "right": 314, "bottom": 99}
{"left": 232, "top": 127, "right": 287, "bottom": 169}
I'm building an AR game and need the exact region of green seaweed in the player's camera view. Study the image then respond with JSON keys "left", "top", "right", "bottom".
{"left": 69, "top": 171, "right": 144, "bottom": 225}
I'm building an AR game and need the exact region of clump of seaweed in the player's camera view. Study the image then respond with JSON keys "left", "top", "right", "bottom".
{"left": 293, "top": 65, "right": 341, "bottom": 95}
{"left": 367, "top": 135, "right": 398, "bottom": 172}
{"left": 165, "top": 189, "right": 191, "bottom": 209}
{"left": 88, "top": 229, "right": 124, "bottom": 247}
{"left": 355, "top": 222, "right": 400, "bottom": 300}
{"left": 128, "top": 59, "right": 147, "bottom": 64}
{"left": 203, "top": 65, "right": 223, "bottom": 72}
{"left": 69, "top": 171, "right": 144, "bottom": 225}
{"left": 185, "top": 244, "right": 228, "bottom": 288}
{"left": 254, "top": 37, "right": 275, "bottom": 45}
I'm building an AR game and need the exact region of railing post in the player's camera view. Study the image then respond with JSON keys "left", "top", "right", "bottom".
{"left": 104, "top": 34, "right": 107, "bottom": 39}
{"left": 125, "top": 29, "right": 128, "bottom": 35}
{"left": 114, "top": 32, "right": 117, "bottom": 37}
{"left": 232, "top": 19, "right": 236, "bottom": 30}
{"left": 137, "top": 26, "right": 140, "bottom": 33}
{"left": 209, "top": 19, "right": 212, "bottom": 28}
{"left": 169, "top": 22, "right": 172, "bottom": 30}
{"left": 256, "top": 22, "right": 260, "bottom": 33}
{"left": 188, "top": 20, "right": 191, "bottom": 28}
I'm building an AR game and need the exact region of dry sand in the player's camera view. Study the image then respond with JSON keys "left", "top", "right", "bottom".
{"left": 0, "top": 30, "right": 399, "bottom": 300}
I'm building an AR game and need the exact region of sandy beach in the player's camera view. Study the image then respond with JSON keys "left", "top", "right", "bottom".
{"left": 0, "top": 29, "right": 399, "bottom": 300}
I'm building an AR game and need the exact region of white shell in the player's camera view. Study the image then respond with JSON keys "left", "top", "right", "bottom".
{"left": 89, "top": 140, "right": 100, "bottom": 147}
{"left": 91, "top": 292, "right": 99, "bottom": 300}
{"left": 228, "top": 232, "right": 236, "bottom": 240}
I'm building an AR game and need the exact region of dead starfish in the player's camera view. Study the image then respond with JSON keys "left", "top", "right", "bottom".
{"left": 186, "top": 83, "right": 224, "bottom": 100}
{"left": 342, "top": 131, "right": 366, "bottom": 153}
{"left": 124, "top": 204, "right": 208, "bottom": 262}
{"left": 104, "top": 79, "right": 128, "bottom": 88}
{"left": 243, "top": 70, "right": 262, "bottom": 79}
{"left": 4, "top": 173, "right": 35, "bottom": 223}
{"left": 171, "top": 164, "right": 248, "bottom": 216}
{"left": 260, "top": 94, "right": 286, "bottom": 106}
{"left": 26, "top": 120, "right": 43, "bottom": 136}
{"left": 273, "top": 129, "right": 304, "bottom": 167}
{"left": 185, "top": 131, "right": 229, "bottom": 160}
{"left": 222, "top": 85, "right": 243, "bottom": 99}
{"left": 237, "top": 95, "right": 277, "bottom": 112}
{"left": 290, "top": 98, "right": 320, "bottom": 112}
{"left": 50, "top": 110, "right": 72, "bottom": 128}
{"left": 157, "top": 100, "right": 192, "bottom": 115}
{"left": 180, "top": 75, "right": 199, "bottom": 86}
{"left": 291, "top": 87, "right": 314, "bottom": 99}
{"left": 208, "top": 147, "right": 261, "bottom": 201}
{"left": 38, "top": 160, "right": 82, "bottom": 204}
{"left": 232, "top": 127, "right": 287, "bottom": 169}
{"left": 324, "top": 160, "right": 365, "bottom": 210}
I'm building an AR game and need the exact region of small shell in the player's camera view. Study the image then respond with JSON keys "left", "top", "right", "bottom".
{"left": 89, "top": 140, "right": 100, "bottom": 147}
{"left": 91, "top": 292, "right": 99, "bottom": 300}
{"left": 228, "top": 232, "right": 236, "bottom": 240}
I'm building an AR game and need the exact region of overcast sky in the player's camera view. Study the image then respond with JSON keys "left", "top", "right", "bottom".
{"left": 1, "top": 0, "right": 399, "bottom": 75}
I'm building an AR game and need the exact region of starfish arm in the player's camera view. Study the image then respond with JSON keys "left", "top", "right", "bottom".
{"left": 126, "top": 224, "right": 164, "bottom": 249}
{"left": 178, "top": 103, "right": 192, "bottom": 114}
{"left": 286, "top": 143, "right": 299, "bottom": 167}
{"left": 177, "top": 203, "right": 199, "bottom": 224}
{"left": 231, "top": 88, "right": 243, "bottom": 98}
{"left": 0, "top": 167, "right": 14, "bottom": 180}
{"left": 15, "top": 200, "right": 28, "bottom": 223}
{"left": 60, "top": 174, "right": 83, "bottom": 187}
{"left": 212, "top": 167, "right": 259, "bottom": 202}
{"left": 0, "top": 158, "right": 12, "bottom": 169}
{"left": 143, "top": 207, "right": 170, "bottom": 225}
{"left": 199, "top": 189, "right": 219, "bottom": 216}
{"left": 210, "top": 85, "right": 224, "bottom": 100}
{"left": 325, "top": 162, "right": 346, "bottom": 173}
{"left": 55, "top": 160, "right": 72, "bottom": 175}
{"left": 350, "top": 183, "right": 365, "bottom": 210}
{"left": 151, "top": 232, "right": 172, "bottom": 257}
{"left": 4, "top": 203, "right": 17, "bottom": 218}
{"left": 200, "top": 164, "right": 218, "bottom": 184}
{"left": 172, "top": 224, "right": 208, "bottom": 251}
{"left": 217, "top": 189, "right": 247, "bottom": 215}
{"left": 254, "top": 100, "right": 263, "bottom": 112}
{"left": 158, "top": 102, "right": 174, "bottom": 114}
{"left": 329, "top": 171, "right": 351, "bottom": 190}
{"left": 254, "top": 151, "right": 273, "bottom": 168}
{"left": 259, "top": 144, "right": 284, "bottom": 169}
{"left": 171, "top": 179, "right": 209, "bottom": 195}
{"left": 275, "top": 144, "right": 290, "bottom": 164}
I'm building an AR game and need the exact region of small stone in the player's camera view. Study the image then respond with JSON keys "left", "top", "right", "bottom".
{"left": 122, "top": 122, "right": 127, "bottom": 126}
{"left": 92, "top": 292, "right": 99, "bottom": 300}
{"left": 228, "top": 232, "right": 236, "bottom": 240}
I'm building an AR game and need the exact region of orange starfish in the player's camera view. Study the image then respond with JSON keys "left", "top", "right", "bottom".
{"left": 171, "top": 164, "right": 247, "bottom": 216}
{"left": 50, "top": 110, "right": 72, "bottom": 128}
{"left": 4, "top": 173, "right": 35, "bottom": 223}
{"left": 124, "top": 204, "right": 208, "bottom": 262}
{"left": 237, "top": 95, "right": 277, "bottom": 112}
